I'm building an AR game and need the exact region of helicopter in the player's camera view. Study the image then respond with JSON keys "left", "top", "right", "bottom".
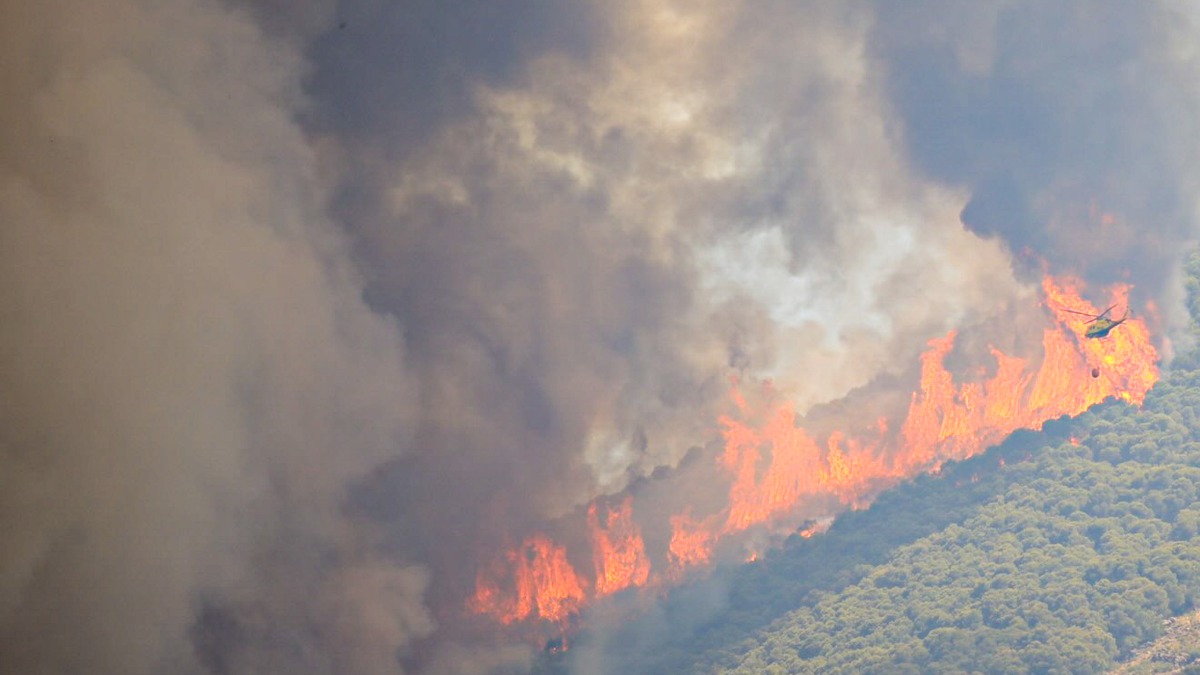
{"left": 1059, "top": 304, "right": 1129, "bottom": 339}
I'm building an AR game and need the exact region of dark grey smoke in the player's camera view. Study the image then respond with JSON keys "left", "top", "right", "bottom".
{"left": 873, "top": 1, "right": 1200, "bottom": 337}
{"left": 0, "top": 0, "right": 427, "bottom": 673}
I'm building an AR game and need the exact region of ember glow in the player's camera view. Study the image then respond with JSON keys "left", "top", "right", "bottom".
{"left": 469, "top": 276, "right": 1159, "bottom": 628}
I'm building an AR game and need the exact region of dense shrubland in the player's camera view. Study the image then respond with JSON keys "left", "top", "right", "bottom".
{"left": 725, "top": 371, "right": 1200, "bottom": 674}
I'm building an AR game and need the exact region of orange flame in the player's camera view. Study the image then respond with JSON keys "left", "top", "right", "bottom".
{"left": 704, "top": 275, "right": 1158, "bottom": 548}
{"left": 1040, "top": 277, "right": 1158, "bottom": 405}
{"left": 588, "top": 496, "right": 651, "bottom": 596}
{"left": 668, "top": 509, "right": 715, "bottom": 573}
{"left": 469, "top": 275, "right": 1159, "bottom": 627}
{"left": 469, "top": 535, "right": 587, "bottom": 625}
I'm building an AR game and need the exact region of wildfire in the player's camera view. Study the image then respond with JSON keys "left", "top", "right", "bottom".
{"left": 797, "top": 519, "right": 831, "bottom": 539}
{"left": 469, "top": 535, "right": 587, "bottom": 625}
{"left": 668, "top": 509, "right": 714, "bottom": 572}
{"left": 589, "top": 497, "right": 651, "bottom": 596}
{"left": 469, "top": 275, "right": 1159, "bottom": 628}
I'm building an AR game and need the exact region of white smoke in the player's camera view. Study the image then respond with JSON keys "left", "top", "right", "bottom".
{"left": 376, "top": 0, "right": 1020, "bottom": 501}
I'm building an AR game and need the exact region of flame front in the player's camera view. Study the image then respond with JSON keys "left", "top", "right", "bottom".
{"left": 589, "top": 497, "right": 651, "bottom": 596}
{"left": 469, "top": 276, "right": 1159, "bottom": 627}
{"left": 469, "top": 535, "right": 587, "bottom": 625}
{"left": 668, "top": 509, "right": 714, "bottom": 573}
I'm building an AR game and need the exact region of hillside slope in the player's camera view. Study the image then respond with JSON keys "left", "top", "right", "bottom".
{"left": 721, "top": 365, "right": 1200, "bottom": 674}
{"left": 543, "top": 370, "right": 1200, "bottom": 675}
{"left": 542, "top": 426, "right": 1034, "bottom": 674}
{"left": 540, "top": 254, "right": 1200, "bottom": 674}
{"left": 1110, "top": 610, "right": 1200, "bottom": 674}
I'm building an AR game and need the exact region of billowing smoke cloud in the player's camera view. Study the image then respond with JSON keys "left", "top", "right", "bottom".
{"left": 0, "top": 0, "right": 428, "bottom": 673}
{"left": 5, "top": 0, "right": 1200, "bottom": 674}
{"left": 874, "top": 1, "right": 1200, "bottom": 339}
{"left": 356, "top": 0, "right": 1017, "bottom": 516}
{"left": 325, "top": 0, "right": 1021, "bottom": 666}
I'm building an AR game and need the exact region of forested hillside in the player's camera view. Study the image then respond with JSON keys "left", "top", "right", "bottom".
{"left": 724, "top": 368, "right": 1200, "bottom": 674}
{"left": 539, "top": 257, "right": 1200, "bottom": 675}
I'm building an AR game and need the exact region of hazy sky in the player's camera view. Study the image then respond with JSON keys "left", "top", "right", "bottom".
{"left": 4, "top": 1, "right": 1200, "bottom": 674}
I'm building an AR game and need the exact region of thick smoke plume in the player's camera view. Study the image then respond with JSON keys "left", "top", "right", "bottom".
{"left": 3, "top": 1, "right": 1200, "bottom": 674}
{"left": 0, "top": 0, "right": 426, "bottom": 673}
{"left": 875, "top": 1, "right": 1200, "bottom": 342}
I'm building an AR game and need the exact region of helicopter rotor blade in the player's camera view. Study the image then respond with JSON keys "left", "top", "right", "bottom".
{"left": 1055, "top": 304, "right": 1117, "bottom": 324}
{"left": 1057, "top": 307, "right": 1101, "bottom": 318}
